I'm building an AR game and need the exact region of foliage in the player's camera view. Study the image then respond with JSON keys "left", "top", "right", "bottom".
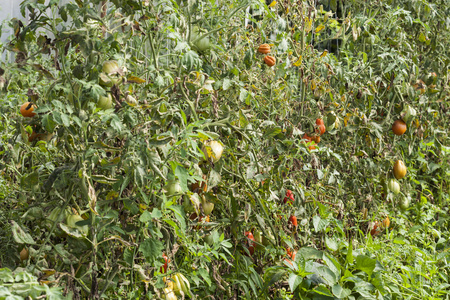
{"left": 0, "top": 0, "right": 449, "bottom": 299}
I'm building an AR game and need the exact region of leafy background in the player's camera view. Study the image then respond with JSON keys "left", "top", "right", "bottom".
{"left": 0, "top": 0, "right": 449, "bottom": 299}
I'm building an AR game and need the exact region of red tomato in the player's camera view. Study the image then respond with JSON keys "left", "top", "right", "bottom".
{"left": 160, "top": 253, "right": 169, "bottom": 273}
{"left": 289, "top": 215, "right": 298, "bottom": 226}
{"left": 283, "top": 190, "right": 295, "bottom": 205}
{"left": 244, "top": 231, "right": 255, "bottom": 256}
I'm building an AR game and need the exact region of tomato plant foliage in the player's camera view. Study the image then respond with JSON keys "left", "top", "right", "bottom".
{"left": 0, "top": 0, "right": 449, "bottom": 299}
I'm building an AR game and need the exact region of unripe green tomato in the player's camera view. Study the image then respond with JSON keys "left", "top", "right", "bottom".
{"left": 399, "top": 196, "right": 410, "bottom": 210}
{"left": 126, "top": 95, "right": 138, "bottom": 106}
{"left": 102, "top": 60, "right": 119, "bottom": 74}
{"left": 202, "top": 201, "right": 214, "bottom": 215}
{"left": 387, "top": 179, "right": 400, "bottom": 195}
{"left": 164, "top": 180, "right": 182, "bottom": 196}
{"left": 99, "top": 73, "right": 113, "bottom": 87}
{"left": 97, "top": 94, "right": 113, "bottom": 110}
{"left": 194, "top": 36, "right": 210, "bottom": 52}
{"left": 202, "top": 140, "right": 224, "bottom": 163}
{"left": 253, "top": 231, "right": 264, "bottom": 250}
{"left": 171, "top": 273, "right": 191, "bottom": 297}
{"left": 66, "top": 214, "right": 89, "bottom": 235}
{"left": 204, "top": 232, "right": 215, "bottom": 246}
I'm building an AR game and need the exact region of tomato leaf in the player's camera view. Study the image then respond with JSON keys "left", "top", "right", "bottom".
{"left": 10, "top": 220, "right": 35, "bottom": 244}
{"left": 139, "top": 238, "right": 164, "bottom": 263}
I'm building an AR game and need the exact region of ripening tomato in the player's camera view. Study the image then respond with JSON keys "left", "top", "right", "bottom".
{"left": 392, "top": 119, "right": 407, "bottom": 135}
{"left": 370, "top": 221, "right": 379, "bottom": 236}
{"left": 283, "top": 190, "right": 295, "bottom": 205}
{"left": 20, "top": 248, "right": 29, "bottom": 261}
{"left": 393, "top": 160, "right": 407, "bottom": 180}
{"left": 316, "top": 119, "right": 326, "bottom": 135}
{"left": 20, "top": 102, "right": 37, "bottom": 117}
{"left": 382, "top": 216, "right": 390, "bottom": 229}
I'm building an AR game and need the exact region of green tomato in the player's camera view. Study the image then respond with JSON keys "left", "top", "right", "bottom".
{"left": 194, "top": 36, "right": 210, "bottom": 52}
{"left": 102, "top": 60, "right": 119, "bottom": 74}
{"left": 66, "top": 214, "right": 89, "bottom": 235}
{"left": 97, "top": 94, "right": 113, "bottom": 110}
{"left": 164, "top": 179, "right": 182, "bottom": 196}
{"left": 399, "top": 196, "right": 410, "bottom": 211}
{"left": 387, "top": 179, "right": 400, "bottom": 195}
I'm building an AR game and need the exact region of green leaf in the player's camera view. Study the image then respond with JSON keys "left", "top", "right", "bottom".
{"left": 312, "top": 215, "right": 328, "bottom": 232}
{"left": 325, "top": 236, "right": 338, "bottom": 252}
{"left": 11, "top": 220, "right": 35, "bottom": 244}
{"left": 263, "top": 266, "right": 286, "bottom": 290}
{"left": 239, "top": 109, "right": 249, "bottom": 128}
{"left": 288, "top": 273, "right": 303, "bottom": 292}
{"left": 298, "top": 247, "right": 323, "bottom": 260}
{"left": 263, "top": 127, "right": 282, "bottom": 139}
{"left": 313, "top": 284, "right": 333, "bottom": 296}
{"left": 346, "top": 240, "right": 354, "bottom": 264}
{"left": 139, "top": 210, "right": 152, "bottom": 223}
{"left": 0, "top": 268, "right": 15, "bottom": 283}
{"left": 175, "top": 165, "right": 189, "bottom": 193}
{"left": 139, "top": 238, "right": 164, "bottom": 263}
{"left": 42, "top": 114, "right": 56, "bottom": 133}
{"left": 317, "top": 265, "right": 337, "bottom": 285}
{"left": 355, "top": 255, "right": 376, "bottom": 276}
{"left": 59, "top": 223, "right": 84, "bottom": 239}
{"left": 332, "top": 283, "right": 351, "bottom": 298}
{"left": 168, "top": 205, "right": 186, "bottom": 231}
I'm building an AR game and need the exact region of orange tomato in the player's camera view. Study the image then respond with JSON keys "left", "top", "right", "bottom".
{"left": 264, "top": 56, "right": 276, "bottom": 67}
{"left": 20, "top": 102, "right": 37, "bottom": 117}
{"left": 257, "top": 44, "right": 271, "bottom": 54}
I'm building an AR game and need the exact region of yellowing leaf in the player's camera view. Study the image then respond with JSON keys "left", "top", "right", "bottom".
{"left": 320, "top": 50, "right": 328, "bottom": 58}
{"left": 315, "top": 24, "right": 325, "bottom": 33}
{"left": 304, "top": 18, "right": 312, "bottom": 33}
{"left": 127, "top": 75, "right": 146, "bottom": 84}
{"left": 293, "top": 56, "right": 302, "bottom": 67}
{"left": 310, "top": 79, "right": 317, "bottom": 91}
{"left": 269, "top": 1, "right": 276, "bottom": 7}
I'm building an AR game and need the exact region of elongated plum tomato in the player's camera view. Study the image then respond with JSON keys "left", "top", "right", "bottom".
{"left": 163, "top": 288, "right": 177, "bottom": 300}
{"left": 257, "top": 44, "right": 271, "bottom": 54}
{"left": 316, "top": 119, "right": 326, "bottom": 135}
{"left": 399, "top": 196, "right": 410, "bottom": 211}
{"left": 20, "top": 102, "right": 37, "bottom": 117}
{"left": 20, "top": 248, "right": 29, "bottom": 261}
{"left": 160, "top": 253, "right": 169, "bottom": 273}
{"left": 387, "top": 179, "right": 400, "bottom": 195}
{"left": 244, "top": 231, "right": 255, "bottom": 255}
{"left": 393, "top": 160, "right": 407, "bottom": 180}
{"left": 392, "top": 119, "right": 407, "bottom": 135}
{"left": 172, "top": 272, "right": 191, "bottom": 297}
{"left": 264, "top": 55, "right": 276, "bottom": 67}
{"left": 289, "top": 215, "right": 298, "bottom": 226}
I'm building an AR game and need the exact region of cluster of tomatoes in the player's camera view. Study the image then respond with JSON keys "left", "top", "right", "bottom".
{"left": 159, "top": 254, "right": 192, "bottom": 299}
{"left": 257, "top": 44, "right": 276, "bottom": 67}
{"left": 302, "top": 118, "right": 326, "bottom": 150}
